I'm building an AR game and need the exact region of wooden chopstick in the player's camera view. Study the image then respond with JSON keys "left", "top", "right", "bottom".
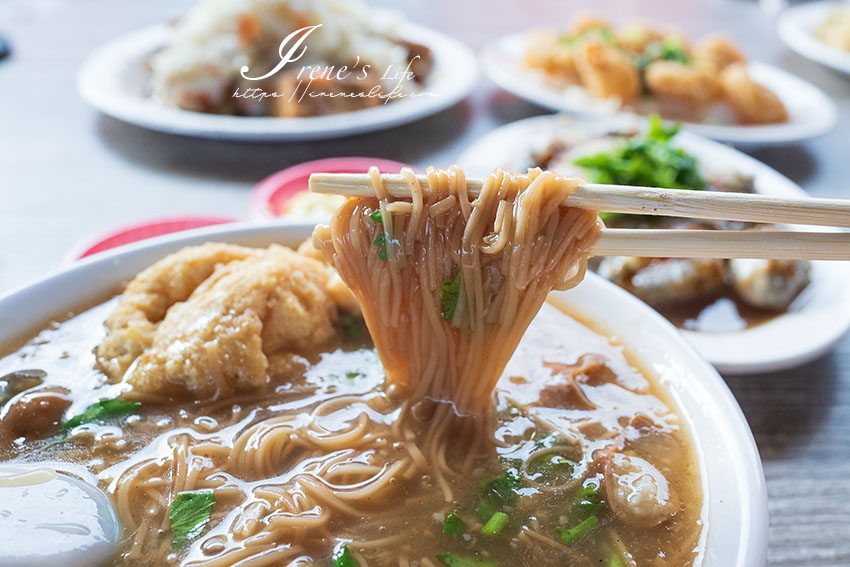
{"left": 309, "top": 172, "right": 850, "bottom": 260}
{"left": 309, "top": 173, "right": 850, "bottom": 229}
{"left": 595, "top": 229, "right": 850, "bottom": 260}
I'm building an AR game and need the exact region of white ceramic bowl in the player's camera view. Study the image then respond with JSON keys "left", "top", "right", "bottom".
{"left": 778, "top": 2, "right": 850, "bottom": 76}
{"left": 0, "top": 221, "right": 767, "bottom": 567}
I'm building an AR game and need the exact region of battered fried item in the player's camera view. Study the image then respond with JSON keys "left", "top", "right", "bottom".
{"left": 96, "top": 243, "right": 258, "bottom": 380}
{"left": 126, "top": 245, "right": 338, "bottom": 399}
{"left": 524, "top": 31, "right": 579, "bottom": 81}
{"left": 574, "top": 40, "right": 640, "bottom": 103}
{"left": 694, "top": 34, "right": 746, "bottom": 72}
{"left": 719, "top": 62, "right": 788, "bottom": 124}
{"left": 616, "top": 22, "right": 665, "bottom": 53}
{"left": 645, "top": 60, "right": 720, "bottom": 105}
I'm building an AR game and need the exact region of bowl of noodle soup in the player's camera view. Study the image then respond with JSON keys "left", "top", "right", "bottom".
{"left": 0, "top": 213, "right": 766, "bottom": 567}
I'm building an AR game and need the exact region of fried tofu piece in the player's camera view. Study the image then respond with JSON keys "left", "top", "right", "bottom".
{"left": 574, "top": 40, "right": 640, "bottom": 103}
{"left": 644, "top": 60, "right": 721, "bottom": 105}
{"left": 127, "top": 245, "right": 338, "bottom": 399}
{"left": 96, "top": 243, "right": 258, "bottom": 380}
{"left": 694, "top": 34, "right": 746, "bottom": 72}
{"left": 719, "top": 62, "right": 788, "bottom": 124}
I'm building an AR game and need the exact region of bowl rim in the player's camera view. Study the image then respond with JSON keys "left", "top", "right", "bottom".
{"left": 0, "top": 220, "right": 768, "bottom": 566}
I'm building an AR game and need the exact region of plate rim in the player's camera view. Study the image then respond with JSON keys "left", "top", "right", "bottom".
{"left": 480, "top": 31, "right": 837, "bottom": 145}
{"left": 456, "top": 113, "right": 850, "bottom": 374}
{"left": 777, "top": 1, "right": 850, "bottom": 76}
{"left": 77, "top": 22, "right": 479, "bottom": 141}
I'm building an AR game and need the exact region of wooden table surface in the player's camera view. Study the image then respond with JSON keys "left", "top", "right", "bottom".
{"left": 1, "top": 0, "right": 848, "bottom": 565}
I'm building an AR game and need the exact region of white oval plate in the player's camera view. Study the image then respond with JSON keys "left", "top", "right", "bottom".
{"left": 778, "top": 1, "right": 850, "bottom": 76}
{"left": 0, "top": 219, "right": 767, "bottom": 567}
{"left": 77, "top": 23, "right": 477, "bottom": 141}
{"left": 457, "top": 114, "right": 850, "bottom": 374}
{"left": 480, "top": 32, "right": 836, "bottom": 146}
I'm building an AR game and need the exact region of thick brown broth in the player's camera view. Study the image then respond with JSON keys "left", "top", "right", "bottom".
{"left": 0, "top": 299, "right": 703, "bottom": 567}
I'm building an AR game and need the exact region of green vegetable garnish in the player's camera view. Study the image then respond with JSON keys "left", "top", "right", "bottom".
{"left": 440, "top": 271, "right": 462, "bottom": 321}
{"left": 527, "top": 453, "right": 577, "bottom": 483}
{"left": 61, "top": 398, "right": 141, "bottom": 433}
{"left": 556, "top": 515, "right": 598, "bottom": 545}
{"left": 372, "top": 232, "right": 388, "bottom": 261}
{"left": 559, "top": 25, "right": 615, "bottom": 46}
{"left": 442, "top": 512, "right": 465, "bottom": 536}
{"left": 636, "top": 37, "right": 691, "bottom": 69}
{"left": 369, "top": 209, "right": 384, "bottom": 224}
{"left": 576, "top": 481, "right": 604, "bottom": 518}
{"left": 337, "top": 313, "right": 364, "bottom": 339}
{"left": 332, "top": 543, "right": 359, "bottom": 567}
{"left": 436, "top": 552, "right": 498, "bottom": 567}
{"left": 575, "top": 115, "right": 705, "bottom": 224}
{"left": 170, "top": 491, "right": 215, "bottom": 549}
{"left": 481, "top": 511, "right": 509, "bottom": 536}
{"left": 607, "top": 550, "right": 627, "bottom": 567}
{"left": 476, "top": 472, "right": 522, "bottom": 520}
{"left": 534, "top": 433, "right": 563, "bottom": 449}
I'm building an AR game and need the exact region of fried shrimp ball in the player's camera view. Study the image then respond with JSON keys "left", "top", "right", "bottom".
{"left": 719, "top": 62, "right": 788, "bottom": 124}
{"left": 574, "top": 40, "right": 640, "bottom": 103}
{"left": 694, "top": 33, "right": 746, "bottom": 72}
{"left": 616, "top": 22, "right": 665, "bottom": 53}
{"left": 96, "top": 243, "right": 259, "bottom": 379}
{"left": 126, "top": 245, "right": 339, "bottom": 399}
{"left": 644, "top": 60, "right": 720, "bottom": 105}
{"left": 524, "top": 30, "right": 579, "bottom": 81}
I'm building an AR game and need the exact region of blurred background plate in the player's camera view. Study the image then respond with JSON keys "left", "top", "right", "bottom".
{"left": 458, "top": 114, "right": 850, "bottom": 374}
{"left": 777, "top": 1, "right": 850, "bottom": 76}
{"left": 78, "top": 23, "right": 477, "bottom": 141}
{"left": 250, "top": 157, "right": 412, "bottom": 220}
{"left": 480, "top": 31, "right": 837, "bottom": 146}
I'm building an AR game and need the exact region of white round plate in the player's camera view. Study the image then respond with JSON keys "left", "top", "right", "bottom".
{"left": 778, "top": 1, "right": 850, "bottom": 76}
{"left": 0, "top": 219, "right": 767, "bottom": 567}
{"left": 457, "top": 114, "right": 850, "bottom": 374}
{"left": 77, "top": 23, "right": 477, "bottom": 141}
{"left": 480, "top": 32, "right": 836, "bottom": 146}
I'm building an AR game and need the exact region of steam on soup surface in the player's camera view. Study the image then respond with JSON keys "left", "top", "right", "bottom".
{"left": 0, "top": 296, "right": 703, "bottom": 567}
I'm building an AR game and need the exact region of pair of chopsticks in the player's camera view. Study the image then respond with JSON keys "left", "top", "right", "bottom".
{"left": 309, "top": 173, "right": 850, "bottom": 261}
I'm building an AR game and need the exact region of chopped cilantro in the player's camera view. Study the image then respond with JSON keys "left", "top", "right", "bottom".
{"left": 636, "top": 37, "right": 691, "bottom": 70}
{"left": 442, "top": 512, "right": 465, "bottom": 536}
{"left": 170, "top": 491, "right": 215, "bottom": 549}
{"left": 369, "top": 209, "right": 384, "bottom": 224}
{"left": 436, "top": 552, "right": 498, "bottom": 567}
{"left": 476, "top": 472, "right": 522, "bottom": 520}
{"left": 527, "top": 453, "right": 577, "bottom": 484}
{"left": 576, "top": 481, "right": 604, "bottom": 519}
{"left": 61, "top": 398, "right": 141, "bottom": 433}
{"left": 556, "top": 515, "right": 598, "bottom": 545}
{"left": 332, "top": 543, "right": 359, "bottom": 567}
{"left": 372, "top": 232, "right": 388, "bottom": 261}
{"left": 440, "top": 271, "right": 462, "bottom": 321}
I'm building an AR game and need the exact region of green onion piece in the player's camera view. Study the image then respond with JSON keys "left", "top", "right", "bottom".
{"left": 61, "top": 398, "right": 141, "bottom": 433}
{"left": 440, "top": 272, "right": 462, "bottom": 321}
{"left": 332, "top": 543, "right": 359, "bottom": 567}
{"left": 481, "top": 511, "right": 509, "bottom": 536}
{"left": 372, "top": 232, "right": 388, "bottom": 261}
{"left": 170, "top": 491, "right": 215, "bottom": 549}
{"left": 556, "top": 515, "right": 598, "bottom": 546}
{"left": 442, "top": 512, "right": 465, "bottom": 536}
{"left": 436, "top": 552, "right": 498, "bottom": 567}
{"left": 369, "top": 209, "right": 384, "bottom": 224}
{"left": 607, "top": 551, "right": 627, "bottom": 567}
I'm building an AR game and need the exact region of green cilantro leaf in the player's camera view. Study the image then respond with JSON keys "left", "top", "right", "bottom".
{"left": 442, "top": 512, "right": 465, "bottom": 536}
{"left": 61, "top": 398, "right": 141, "bottom": 433}
{"left": 556, "top": 515, "right": 598, "bottom": 545}
{"left": 440, "top": 271, "right": 462, "bottom": 321}
{"left": 369, "top": 209, "right": 384, "bottom": 224}
{"left": 333, "top": 543, "right": 359, "bottom": 567}
{"left": 436, "top": 552, "right": 498, "bottom": 567}
{"left": 170, "top": 491, "right": 215, "bottom": 549}
{"left": 373, "top": 232, "right": 388, "bottom": 261}
{"left": 476, "top": 472, "right": 522, "bottom": 520}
